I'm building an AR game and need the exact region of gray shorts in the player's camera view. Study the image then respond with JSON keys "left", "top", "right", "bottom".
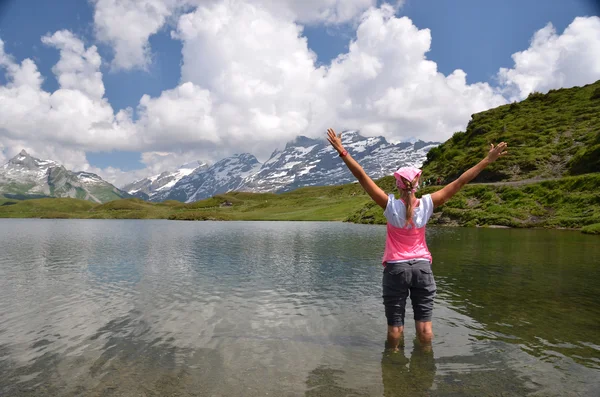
{"left": 382, "top": 260, "right": 436, "bottom": 327}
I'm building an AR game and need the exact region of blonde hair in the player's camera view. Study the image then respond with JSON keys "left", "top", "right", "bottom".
{"left": 399, "top": 176, "right": 419, "bottom": 228}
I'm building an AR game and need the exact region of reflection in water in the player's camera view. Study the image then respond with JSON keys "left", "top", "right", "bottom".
{"left": 381, "top": 340, "right": 435, "bottom": 397}
{"left": 427, "top": 227, "right": 600, "bottom": 370}
{"left": 0, "top": 220, "right": 599, "bottom": 396}
{"left": 305, "top": 366, "right": 370, "bottom": 397}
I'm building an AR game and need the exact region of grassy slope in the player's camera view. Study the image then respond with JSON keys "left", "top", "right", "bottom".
{"left": 0, "top": 183, "right": 372, "bottom": 222}
{"left": 87, "top": 186, "right": 131, "bottom": 204}
{"left": 0, "top": 182, "right": 39, "bottom": 195}
{"left": 0, "top": 198, "right": 97, "bottom": 218}
{"left": 423, "top": 81, "right": 600, "bottom": 183}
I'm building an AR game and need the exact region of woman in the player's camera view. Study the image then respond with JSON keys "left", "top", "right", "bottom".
{"left": 326, "top": 128, "right": 508, "bottom": 350}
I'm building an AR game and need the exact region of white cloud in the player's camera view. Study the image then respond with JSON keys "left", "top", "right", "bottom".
{"left": 0, "top": 34, "right": 136, "bottom": 173}
{"left": 498, "top": 16, "right": 600, "bottom": 100}
{"left": 0, "top": 39, "right": 44, "bottom": 89}
{"left": 172, "top": 0, "right": 330, "bottom": 157}
{"left": 169, "top": 2, "right": 505, "bottom": 149}
{"left": 258, "top": 0, "right": 377, "bottom": 24}
{"left": 84, "top": 150, "right": 209, "bottom": 187}
{"left": 322, "top": 5, "right": 507, "bottom": 140}
{"left": 136, "top": 82, "right": 218, "bottom": 148}
{"left": 41, "top": 30, "right": 105, "bottom": 99}
{"left": 87, "top": 165, "right": 155, "bottom": 188}
{"left": 92, "top": 0, "right": 187, "bottom": 71}
{"left": 1, "top": 4, "right": 600, "bottom": 189}
{"left": 92, "top": 0, "right": 381, "bottom": 71}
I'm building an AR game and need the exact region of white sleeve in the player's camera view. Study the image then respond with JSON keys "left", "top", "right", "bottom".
{"left": 422, "top": 194, "right": 434, "bottom": 222}
{"left": 383, "top": 194, "right": 395, "bottom": 221}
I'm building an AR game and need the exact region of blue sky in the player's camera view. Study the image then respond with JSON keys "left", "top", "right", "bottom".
{"left": 0, "top": 0, "right": 598, "bottom": 175}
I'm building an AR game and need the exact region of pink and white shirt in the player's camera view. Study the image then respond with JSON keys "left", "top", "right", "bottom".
{"left": 382, "top": 194, "right": 434, "bottom": 265}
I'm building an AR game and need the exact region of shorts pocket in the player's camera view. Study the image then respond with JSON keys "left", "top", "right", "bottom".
{"left": 416, "top": 267, "right": 434, "bottom": 286}
{"left": 384, "top": 264, "right": 406, "bottom": 276}
{"left": 383, "top": 264, "right": 410, "bottom": 289}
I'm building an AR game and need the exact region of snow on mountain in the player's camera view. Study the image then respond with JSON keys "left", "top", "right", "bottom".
{"left": 163, "top": 154, "right": 261, "bottom": 203}
{"left": 238, "top": 131, "right": 439, "bottom": 193}
{"left": 0, "top": 150, "right": 130, "bottom": 203}
{"left": 0, "top": 150, "right": 59, "bottom": 195}
{"left": 123, "top": 161, "right": 208, "bottom": 201}
{"left": 129, "top": 131, "right": 438, "bottom": 202}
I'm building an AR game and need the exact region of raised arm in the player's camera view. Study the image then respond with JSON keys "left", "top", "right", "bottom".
{"left": 431, "top": 142, "right": 508, "bottom": 207}
{"left": 327, "top": 128, "right": 388, "bottom": 209}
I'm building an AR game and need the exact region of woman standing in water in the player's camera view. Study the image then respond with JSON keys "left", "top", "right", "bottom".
{"left": 326, "top": 128, "right": 508, "bottom": 350}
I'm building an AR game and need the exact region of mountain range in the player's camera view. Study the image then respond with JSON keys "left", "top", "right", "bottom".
{"left": 124, "top": 131, "right": 439, "bottom": 203}
{"left": 0, "top": 132, "right": 438, "bottom": 204}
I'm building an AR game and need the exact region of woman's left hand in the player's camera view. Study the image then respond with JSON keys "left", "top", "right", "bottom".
{"left": 327, "top": 128, "right": 344, "bottom": 154}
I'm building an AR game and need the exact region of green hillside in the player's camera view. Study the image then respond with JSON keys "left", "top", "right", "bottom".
{"left": 423, "top": 81, "right": 600, "bottom": 183}
{"left": 0, "top": 183, "right": 372, "bottom": 222}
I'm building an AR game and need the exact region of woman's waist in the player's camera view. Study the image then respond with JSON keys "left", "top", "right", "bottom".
{"left": 384, "top": 259, "right": 432, "bottom": 268}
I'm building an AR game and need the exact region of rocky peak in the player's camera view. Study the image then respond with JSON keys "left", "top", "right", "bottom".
{"left": 234, "top": 153, "right": 259, "bottom": 162}
{"left": 285, "top": 136, "right": 322, "bottom": 149}
{"left": 340, "top": 130, "right": 365, "bottom": 143}
{"left": 5, "top": 149, "right": 56, "bottom": 171}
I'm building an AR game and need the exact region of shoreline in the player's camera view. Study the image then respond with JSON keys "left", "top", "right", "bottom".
{"left": 2, "top": 173, "right": 599, "bottom": 234}
{"left": 0, "top": 215, "right": 595, "bottom": 234}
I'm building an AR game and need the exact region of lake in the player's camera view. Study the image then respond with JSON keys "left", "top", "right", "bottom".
{"left": 0, "top": 219, "right": 598, "bottom": 396}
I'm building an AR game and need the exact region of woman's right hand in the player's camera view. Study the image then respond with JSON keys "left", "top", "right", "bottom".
{"left": 327, "top": 128, "right": 344, "bottom": 154}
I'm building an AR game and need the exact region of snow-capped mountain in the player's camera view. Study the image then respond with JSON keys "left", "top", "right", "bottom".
{"left": 0, "top": 150, "right": 130, "bottom": 203}
{"left": 122, "top": 161, "right": 208, "bottom": 201}
{"left": 125, "top": 131, "right": 439, "bottom": 203}
{"left": 238, "top": 131, "right": 438, "bottom": 193}
{"left": 162, "top": 154, "right": 261, "bottom": 203}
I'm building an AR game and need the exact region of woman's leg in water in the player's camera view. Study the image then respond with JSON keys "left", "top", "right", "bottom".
{"left": 387, "top": 325, "right": 404, "bottom": 350}
{"left": 382, "top": 263, "right": 410, "bottom": 351}
{"left": 410, "top": 261, "right": 436, "bottom": 346}
{"left": 415, "top": 321, "right": 434, "bottom": 346}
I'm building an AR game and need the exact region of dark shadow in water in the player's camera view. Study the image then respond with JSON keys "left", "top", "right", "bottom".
{"left": 381, "top": 339, "right": 436, "bottom": 397}
{"left": 380, "top": 339, "right": 543, "bottom": 397}
{"left": 0, "top": 344, "right": 66, "bottom": 396}
{"left": 305, "top": 365, "right": 370, "bottom": 397}
{"left": 82, "top": 310, "right": 225, "bottom": 396}
{"left": 0, "top": 309, "right": 225, "bottom": 396}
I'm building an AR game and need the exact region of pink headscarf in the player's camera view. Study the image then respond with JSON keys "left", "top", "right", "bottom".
{"left": 394, "top": 166, "right": 422, "bottom": 193}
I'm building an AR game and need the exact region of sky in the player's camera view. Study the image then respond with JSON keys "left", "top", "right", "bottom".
{"left": 0, "top": 0, "right": 599, "bottom": 187}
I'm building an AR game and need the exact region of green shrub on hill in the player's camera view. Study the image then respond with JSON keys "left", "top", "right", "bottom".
{"left": 582, "top": 223, "right": 600, "bottom": 235}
